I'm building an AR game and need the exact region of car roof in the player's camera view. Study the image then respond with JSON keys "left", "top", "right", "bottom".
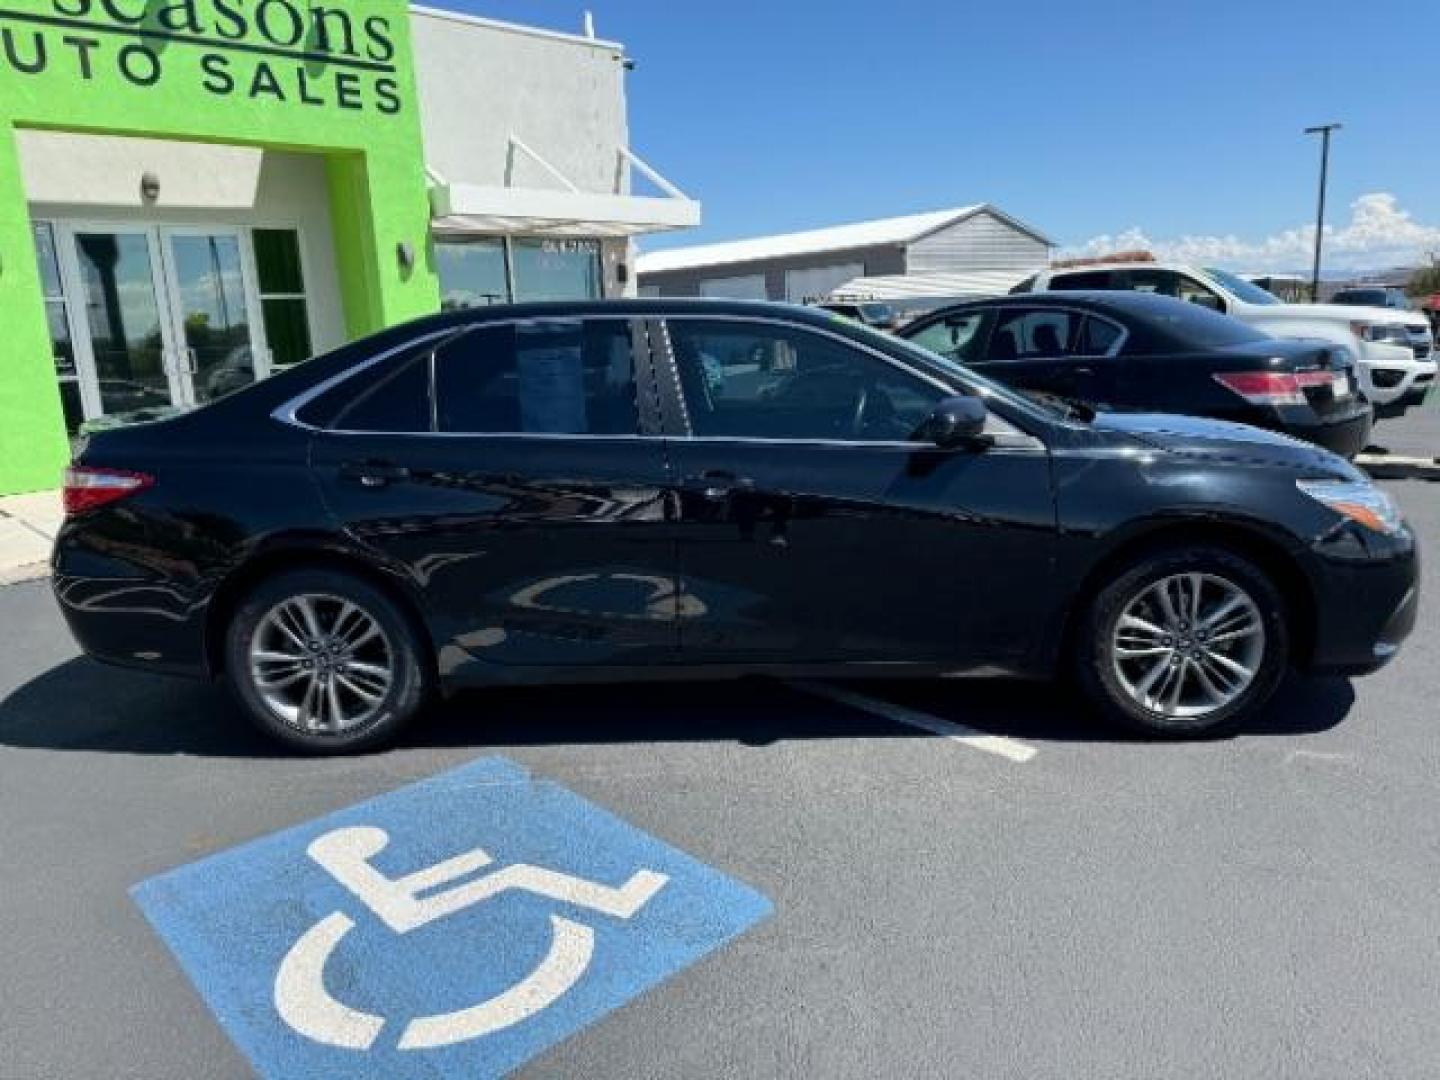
{"left": 912, "top": 289, "right": 1197, "bottom": 321}
{"left": 1043, "top": 261, "right": 1210, "bottom": 277}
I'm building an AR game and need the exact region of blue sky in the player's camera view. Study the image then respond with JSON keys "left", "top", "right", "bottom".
{"left": 448, "top": 1, "right": 1440, "bottom": 272}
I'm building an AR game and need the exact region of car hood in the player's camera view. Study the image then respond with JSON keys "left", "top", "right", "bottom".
{"left": 1092, "top": 412, "right": 1362, "bottom": 479}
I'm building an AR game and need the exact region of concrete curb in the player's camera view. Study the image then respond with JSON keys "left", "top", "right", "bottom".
{"left": 1356, "top": 454, "right": 1440, "bottom": 481}
{"left": 0, "top": 562, "right": 49, "bottom": 587}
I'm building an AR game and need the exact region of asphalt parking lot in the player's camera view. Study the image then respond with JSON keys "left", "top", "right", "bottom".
{"left": 1, "top": 477, "right": 1437, "bottom": 1079}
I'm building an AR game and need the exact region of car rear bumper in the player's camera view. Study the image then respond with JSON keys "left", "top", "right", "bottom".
{"left": 1304, "top": 527, "right": 1419, "bottom": 676}
{"left": 1282, "top": 407, "right": 1373, "bottom": 460}
{"left": 52, "top": 534, "right": 213, "bottom": 679}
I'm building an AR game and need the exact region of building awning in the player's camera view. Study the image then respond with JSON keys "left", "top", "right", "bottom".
{"left": 429, "top": 138, "right": 700, "bottom": 238}
{"left": 828, "top": 268, "right": 1041, "bottom": 302}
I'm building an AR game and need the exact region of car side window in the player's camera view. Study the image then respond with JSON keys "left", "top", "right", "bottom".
{"left": 434, "top": 319, "right": 640, "bottom": 435}
{"left": 1175, "top": 275, "right": 1226, "bottom": 313}
{"left": 1122, "top": 268, "right": 1181, "bottom": 298}
{"left": 1049, "top": 270, "right": 1115, "bottom": 291}
{"left": 906, "top": 310, "right": 991, "bottom": 364}
{"left": 1079, "top": 315, "right": 1125, "bottom": 356}
{"left": 988, "top": 309, "right": 1078, "bottom": 361}
{"left": 666, "top": 319, "right": 945, "bottom": 442}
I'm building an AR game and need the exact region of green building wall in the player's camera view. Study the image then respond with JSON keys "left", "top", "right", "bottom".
{"left": 0, "top": 0, "right": 441, "bottom": 494}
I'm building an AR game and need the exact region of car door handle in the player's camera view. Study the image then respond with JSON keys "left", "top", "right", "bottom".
{"left": 680, "top": 471, "right": 756, "bottom": 499}
{"left": 340, "top": 461, "right": 411, "bottom": 488}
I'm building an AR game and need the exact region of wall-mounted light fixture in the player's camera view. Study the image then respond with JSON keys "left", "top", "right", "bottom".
{"left": 140, "top": 172, "right": 160, "bottom": 203}
{"left": 396, "top": 241, "right": 416, "bottom": 272}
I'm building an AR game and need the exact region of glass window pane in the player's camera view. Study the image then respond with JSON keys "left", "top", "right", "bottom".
{"left": 989, "top": 310, "right": 1077, "bottom": 360}
{"left": 336, "top": 352, "right": 431, "bottom": 433}
{"left": 57, "top": 379, "right": 85, "bottom": 437}
{"left": 262, "top": 298, "right": 313, "bottom": 368}
{"left": 436, "top": 239, "right": 509, "bottom": 310}
{"left": 907, "top": 311, "right": 990, "bottom": 364}
{"left": 510, "top": 238, "right": 602, "bottom": 302}
{"left": 1082, "top": 317, "right": 1124, "bottom": 355}
{"left": 75, "top": 232, "right": 173, "bottom": 416}
{"left": 667, "top": 320, "right": 943, "bottom": 441}
{"left": 33, "top": 221, "right": 62, "bottom": 298}
{"left": 435, "top": 319, "right": 638, "bottom": 435}
{"left": 253, "top": 229, "right": 305, "bottom": 295}
{"left": 46, "top": 300, "right": 76, "bottom": 378}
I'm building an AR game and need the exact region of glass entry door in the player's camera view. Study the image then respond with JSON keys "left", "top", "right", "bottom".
{"left": 56, "top": 223, "right": 269, "bottom": 422}
{"left": 158, "top": 228, "right": 266, "bottom": 406}
{"left": 71, "top": 229, "right": 181, "bottom": 418}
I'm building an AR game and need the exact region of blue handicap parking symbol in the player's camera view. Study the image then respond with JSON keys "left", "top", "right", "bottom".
{"left": 132, "top": 757, "right": 772, "bottom": 1078}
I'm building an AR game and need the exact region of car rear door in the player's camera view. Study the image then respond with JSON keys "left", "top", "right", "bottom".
{"left": 308, "top": 316, "right": 680, "bottom": 676}
{"left": 651, "top": 313, "right": 1058, "bottom": 669}
{"left": 980, "top": 306, "right": 1117, "bottom": 408}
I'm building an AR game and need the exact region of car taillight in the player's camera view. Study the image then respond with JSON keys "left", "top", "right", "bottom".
{"left": 62, "top": 466, "right": 154, "bottom": 515}
{"left": 1212, "top": 371, "right": 1336, "bottom": 407}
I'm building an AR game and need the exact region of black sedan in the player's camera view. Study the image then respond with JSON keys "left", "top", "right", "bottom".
{"left": 53, "top": 300, "right": 1417, "bottom": 752}
{"left": 900, "top": 292, "right": 1373, "bottom": 459}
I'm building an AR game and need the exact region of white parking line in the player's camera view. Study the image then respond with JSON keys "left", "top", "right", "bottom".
{"left": 787, "top": 681, "right": 1038, "bottom": 763}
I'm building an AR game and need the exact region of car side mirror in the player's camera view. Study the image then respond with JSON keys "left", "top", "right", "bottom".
{"left": 916, "top": 396, "right": 991, "bottom": 449}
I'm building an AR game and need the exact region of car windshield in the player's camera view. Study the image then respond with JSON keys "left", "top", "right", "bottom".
{"left": 1202, "top": 267, "right": 1283, "bottom": 306}
{"left": 847, "top": 319, "right": 1078, "bottom": 424}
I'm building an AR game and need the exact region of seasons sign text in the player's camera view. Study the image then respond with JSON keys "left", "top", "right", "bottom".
{"left": 0, "top": 1, "right": 402, "bottom": 114}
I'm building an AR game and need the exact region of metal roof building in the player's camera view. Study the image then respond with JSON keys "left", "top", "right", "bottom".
{"left": 636, "top": 204, "right": 1053, "bottom": 303}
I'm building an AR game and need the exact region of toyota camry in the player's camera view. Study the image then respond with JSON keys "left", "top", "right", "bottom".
{"left": 53, "top": 300, "right": 1419, "bottom": 752}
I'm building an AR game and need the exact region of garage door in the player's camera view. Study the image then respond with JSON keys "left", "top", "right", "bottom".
{"left": 784, "top": 263, "right": 864, "bottom": 303}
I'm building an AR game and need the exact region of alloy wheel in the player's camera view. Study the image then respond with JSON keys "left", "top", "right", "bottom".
{"left": 248, "top": 593, "right": 395, "bottom": 734}
{"left": 1110, "top": 572, "right": 1266, "bottom": 720}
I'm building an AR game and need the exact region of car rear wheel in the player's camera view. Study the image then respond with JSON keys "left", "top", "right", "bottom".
{"left": 224, "top": 569, "right": 431, "bottom": 754}
{"left": 1075, "top": 546, "right": 1289, "bottom": 738}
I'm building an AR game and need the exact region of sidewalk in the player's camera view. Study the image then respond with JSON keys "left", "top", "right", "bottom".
{"left": 0, "top": 490, "right": 61, "bottom": 584}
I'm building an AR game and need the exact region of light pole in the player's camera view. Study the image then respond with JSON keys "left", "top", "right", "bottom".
{"left": 1305, "top": 123, "right": 1342, "bottom": 302}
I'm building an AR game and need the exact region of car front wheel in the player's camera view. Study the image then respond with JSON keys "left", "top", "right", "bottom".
{"left": 1075, "top": 546, "right": 1290, "bottom": 738}
{"left": 224, "top": 569, "right": 432, "bottom": 753}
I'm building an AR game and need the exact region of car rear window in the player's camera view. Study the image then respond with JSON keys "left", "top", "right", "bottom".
{"left": 293, "top": 341, "right": 440, "bottom": 431}
{"left": 1136, "top": 300, "right": 1267, "bottom": 349}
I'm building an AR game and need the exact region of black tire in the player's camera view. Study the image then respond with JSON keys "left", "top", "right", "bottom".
{"left": 224, "top": 568, "right": 432, "bottom": 754}
{"left": 1073, "top": 546, "right": 1290, "bottom": 738}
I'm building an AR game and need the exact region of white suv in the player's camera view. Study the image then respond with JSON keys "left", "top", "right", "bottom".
{"left": 1015, "top": 263, "right": 1436, "bottom": 414}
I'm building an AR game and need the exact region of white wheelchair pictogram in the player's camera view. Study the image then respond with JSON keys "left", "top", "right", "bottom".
{"left": 273, "top": 826, "right": 669, "bottom": 1052}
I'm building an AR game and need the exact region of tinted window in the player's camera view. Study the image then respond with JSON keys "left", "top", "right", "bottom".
{"left": 335, "top": 351, "right": 433, "bottom": 432}
{"left": 668, "top": 320, "right": 944, "bottom": 442}
{"left": 435, "top": 319, "right": 639, "bottom": 435}
{"left": 1081, "top": 316, "right": 1125, "bottom": 355}
{"left": 1049, "top": 270, "right": 1114, "bottom": 291}
{"left": 1202, "top": 267, "right": 1283, "bottom": 306}
{"left": 906, "top": 310, "right": 991, "bottom": 364}
{"left": 988, "top": 309, "right": 1078, "bottom": 360}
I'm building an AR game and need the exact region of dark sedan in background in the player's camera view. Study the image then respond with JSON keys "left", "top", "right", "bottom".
{"left": 901, "top": 292, "right": 1373, "bottom": 459}
{"left": 53, "top": 300, "right": 1416, "bottom": 753}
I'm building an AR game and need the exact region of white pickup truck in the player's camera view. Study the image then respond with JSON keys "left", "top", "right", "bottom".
{"left": 1014, "top": 262, "right": 1436, "bottom": 415}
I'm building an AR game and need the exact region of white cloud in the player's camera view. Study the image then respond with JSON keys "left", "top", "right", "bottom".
{"left": 1065, "top": 193, "right": 1440, "bottom": 275}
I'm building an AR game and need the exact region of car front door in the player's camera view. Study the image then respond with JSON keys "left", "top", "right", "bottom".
{"left": 652, "top": 314, "right": 1058, "bottom": 669}
{"left": 309, "top": 316, "right": 680, "bottom": 677}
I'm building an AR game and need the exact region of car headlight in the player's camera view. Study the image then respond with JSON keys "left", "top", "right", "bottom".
{"left": 1297, "top": 479, "right": 1404, "bottom": 535}
{"left": 1350, "top": 320, "right": 1409, "bottom": 344}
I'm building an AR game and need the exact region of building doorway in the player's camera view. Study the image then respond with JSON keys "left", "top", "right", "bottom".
{"left": 37, "top": 220, "right": 313, "bottom": 433}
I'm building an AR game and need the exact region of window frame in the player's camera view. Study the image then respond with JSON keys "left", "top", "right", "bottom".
{"left": 284, "top": 315, "right": 663, "bottom": 439}
{"left": 433, "top": 236, "right": 607, "bottom": 308}
{"left": 654, "top": 314, "right": 1029, "bottom": 448}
